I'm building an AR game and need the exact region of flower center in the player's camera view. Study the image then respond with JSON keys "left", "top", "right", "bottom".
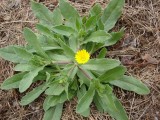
{"left": 75, "top": 49, "right": 90, "bottom": 64}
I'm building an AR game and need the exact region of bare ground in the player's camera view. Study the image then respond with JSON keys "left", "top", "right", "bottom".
{"left": 0, "top": 0, "right": 160, "bottom": 120}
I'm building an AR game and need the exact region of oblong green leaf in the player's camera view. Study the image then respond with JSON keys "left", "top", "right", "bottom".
{"left": 50, "top": 103, "right": 63, "bottom": 120}
{"left": 85, "top": 16, "right": 97, "bottom": 31}
{"left": 57, "top": 39, "right": 75, "bottom": 58}
{"left": 89, "top": 3, "right": 102, "bottom": 17}
{"left": 19, "top": 66, "right": 44, "bottom": 93}
{"left": 82, "top": 58, "right": 121, "bottom": 72}
{"left": 104, "top": 29, "right": 124, "bottom": 46}
{"left": 52, "top": 8, "right": 63, "bottom": 26}
{"left": 77, "top": 85, "right": 90, "bottom": 117}
{"left": 93, "top": 92, "right": 104, "bottom": 112}
{"left": 59, "top": 0, "right": 82, "bottom": 29}
{"left": 97, "top": 48, "right": 107, "bottom": 58}
{"left": 14, "top": 63, "right": 36, "bottom": 71}
{"left": 43, "top": 104, "right": 63, "bottom": 120}
{"left": 113, "top": 95, "right": 128, "bottom": 120}
{"left": 43, "top": 96, "right": 53, "bottom": 111}
{"left": 99, "top": 66, "right": 127, "bottom": 83}
{"left": 27, "top": 46, "right": 62, "bottom": 53}
{"left": 110, "top": 75, "right": 150, "bottom": 95}
{"left": 43, "top": 107, "right": 55, "bottom": 120}
{"left": 101, "top": 93, "right": 128, "bottom": 120}
{"left": 68, "top": 65, "right": 78, "bottom": 80}
{"left": 36, "top": 24, "right": 55, "bottom": 39}
{"left": 1, "top": 72, "right": 26, "bottom": 90}
{"left": 82, "top": 30, "right": 111, "bottom": 44}
{"left": 31, "top": 1, "right": 54, "bottom": 24}
{"left": 45, "top": 83, "right": 65, "bottom": 95}
{"left": 0, "top": 45, "right": 24, "bottom": 63}
{"left": 20, "top": 83, "right": 47, "bottom": 105}
{"left": 76, "top": 82, "right": 95, "bottom": 114}
{"left": 52, "top": 25, "right": 76, "bottom": 36}
{"left": 13, "top": 46, "right": 33, "bottom": 61}
{"left": 43, "top": 93, "right": 68, "bottom": 111}
{"left": 49, "top": 54, "right": 71, "bottom": 61}
{"left": 77, "top": 69, "right": 91, "bottom": 86}
{"left": 69, "top": 35, "right": 78, "bottom": 52}
{"left": 23, "top": 28, "right": 48, "bottom": 58}
{"left": 101, "top": 0, "right": 125, "bottom": 31}
{"left": 59, "top": 0, "right": 80, "bottom": 21}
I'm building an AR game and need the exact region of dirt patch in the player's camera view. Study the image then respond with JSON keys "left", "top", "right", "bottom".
{"left": 0, "top": 0, "right": 160, "bottom": 120}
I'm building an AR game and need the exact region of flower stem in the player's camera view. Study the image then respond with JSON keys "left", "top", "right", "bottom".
{"left": 78, "top": 66, "right": 92, "bottom": 80}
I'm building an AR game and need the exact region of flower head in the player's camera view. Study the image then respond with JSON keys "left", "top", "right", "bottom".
{"left": 75, "top": 49, "right": 90, "bottom": 64}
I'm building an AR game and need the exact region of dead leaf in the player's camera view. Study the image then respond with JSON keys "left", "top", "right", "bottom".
{"left": 121, "top": 56, "right": 133, "bottom": 65}
{"left": 142, "top": 54, "right": 159, "bottom": 64}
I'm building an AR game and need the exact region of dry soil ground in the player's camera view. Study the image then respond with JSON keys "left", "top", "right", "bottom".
{"left": 0, "top": 0, "right": 160, "bottom": 120}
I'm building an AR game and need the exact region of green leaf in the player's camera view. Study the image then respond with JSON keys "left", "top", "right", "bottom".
{"left": 82, "top": 58, "right": 121, "bottom": 72}
{"left": 49, "top": 54, "right": 71, "bottom": 61}
{"left": 78, "top": 107, "right": 90, "bottom": 117}
{"left": 69, "top": 35, "right": 78, "bottom": 52}
{"left": 97, "top": 48, "right": 107, "bottom": 58}
{"left": 102, "top": 93, "right": 117, "bottom": 111}
{"left": 93, "top": 92, "right": 104, "bottom": 112}
{"left": 19, "top": 66, "right": 44, "bottom": 93}
{"left": 101, "top": 92, "right": 128, "bottom": 120}
{"left": 104, "top": 29, "right": 124, "bottom": 46}
{"left": 13, "top": 46, "right": 33, "bottom": 61}
{"left": 1, "top": 72, "right": 26, "bottom": 90}
{"left": 96, "top": 90, "right": 128, "bottom": 120}
{"left": 101, "top": 0, "right": 125, "bottom": 31}
{"left": 112, "top": 95, "right": 128, "bottom": 120}
{"left": 28, "top": 46, "right": 62, "bottom": 53}
{"left": 50, "top": 103, "right": 63, "bottom": 120}
{"left": 97, "top": 18, "right": 104, "bottom": 30}
{"left": 89, "top": 3, "right": 102, "bottom": 16}
{"left": 57, "top": 38, "right": 75, "bottom": 58}
{"left": 76, "top": 82, "right": 95, "bottom": 114}
{"left": 77, "top": 85, "right": 87, "bottom": 101}
{"left": 82, "top": 30, "right": 111, "bottom": 44}
{"left": 0, "top": 45, "right": 24, "bottom": 63}
{"left": 43, "top": 104, "right": 63, "bottom": 120}
{"left": 43, "top": 92, "right": 69, "bottom": 111}
{"left": 68, "top": 65, "right": 78, "bottom": 80}
{"left": 45, "top": 83, "right": 65, "bottom": 95}
{"left": 14, "top": 63, "right": 36, "bottom": 71}
{"left": 20, "top": 83, "right": 47, "bottom": 105}
{"left": 59, "top": 0, "right": 80, "bottom": 21}
{"left": 110, "top": 75, "right": 150, "bottom": 95}
{"left": 92, "top": 29, "right": 124, "bottom": 52}
{"left": 77, "top": 69, "right": 91, "bottom": 86}
{"left": 76, "top": 18, "right": 82, "bottom": 31}
{"left": 99, "top": 66, "right": 126, "bottom": 83}
{"left": 23, "top": 28, "right": 48, "bottom": 58}
{"left": 31, "top": 0, "right": 54, "bottom": 24}
{"left": 85, "top": 16, "right": 97, "bottom": 31}
{"left": 36, "top": 24, "right": 55, "bottom": 39}
{"left": 77, "top": 85, "right": 90, "bottom": 117}
{"left": 46, "top": 72, "right": 51, "bottom": 82}
{"left": 43, "top": 96, "right": 53, "bottom": 111}
{"left": 44, "top": 96, "right": 59, "bottom": 111}
{"left": 52, "top": 25, "right": 76, "bottom": 36}
{"left": 52, "top": 8, "right": 63, "bottom": 26}
{"left": 43, "top": 107, "right": 54, "bottom": 120}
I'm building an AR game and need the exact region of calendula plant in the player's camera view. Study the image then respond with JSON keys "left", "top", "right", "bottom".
{"left": 0, "top": 0, "right": 150, "bottom": 120}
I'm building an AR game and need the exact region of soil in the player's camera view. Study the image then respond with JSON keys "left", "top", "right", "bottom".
{"left": 0, "top": 0, "right": 160, "bottom": 120}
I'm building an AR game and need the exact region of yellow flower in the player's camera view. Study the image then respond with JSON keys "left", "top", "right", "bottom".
{"left": 75, "top": 49, "right": 90, "bottom": 64}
